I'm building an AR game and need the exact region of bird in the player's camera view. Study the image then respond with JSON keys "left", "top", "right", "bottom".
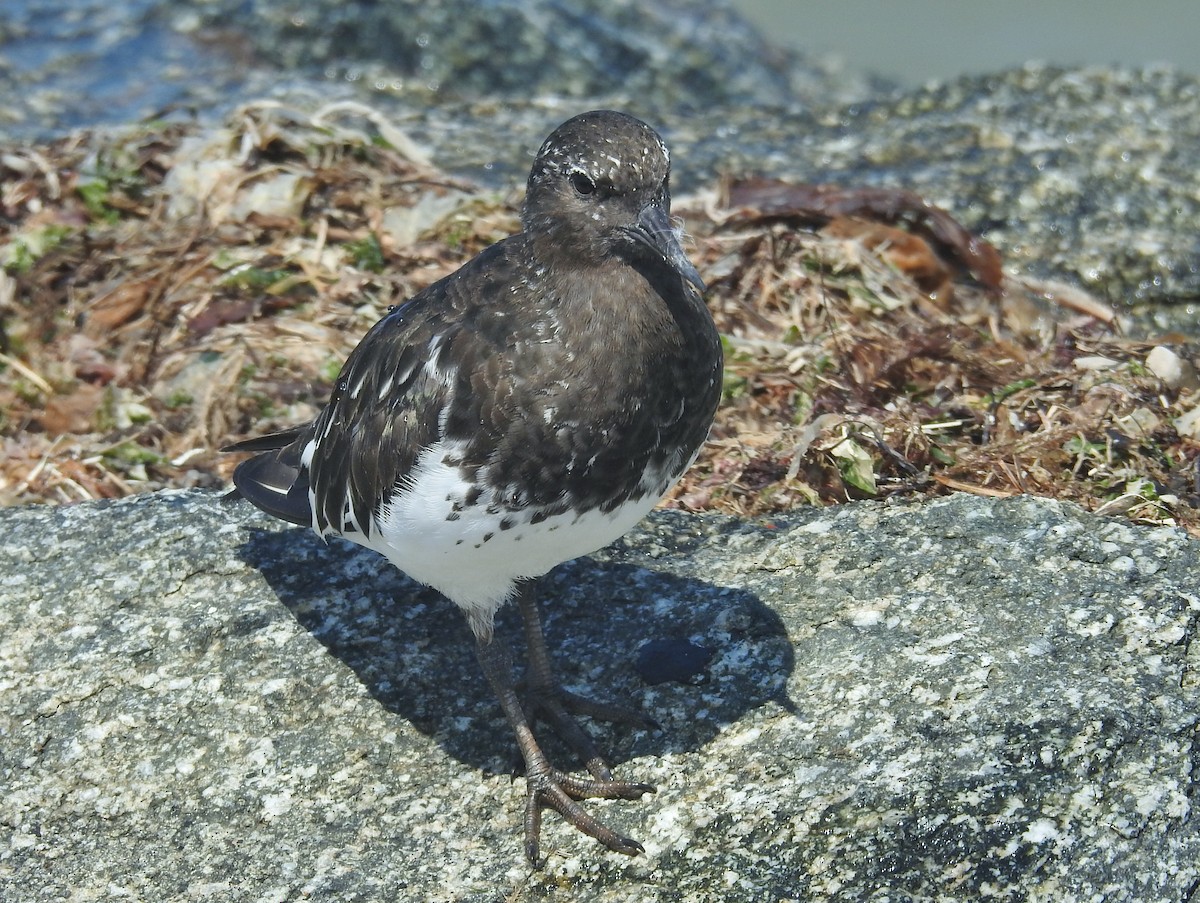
{"left": 222, "top": 109, "right": 723, "bottom": 865}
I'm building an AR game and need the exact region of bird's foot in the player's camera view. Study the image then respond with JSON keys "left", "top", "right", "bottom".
{"left": 520, "top": 679, "right": 657, "bottom": 782}
{"left": 510, "top": 680, "right": 657, "bottom": 864}
{"left": 521, "top": 759, "right": 653, "bottom": 866}
{"left": 476, "top": 583, "right": 663, "bottom": 865}
{"left": 476, "top": 623, "right": 657, "bottom": 866}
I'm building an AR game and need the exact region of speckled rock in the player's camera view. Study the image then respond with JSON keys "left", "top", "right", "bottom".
{"left": 2, "top": 490, "right": 1197, "bottom": 901}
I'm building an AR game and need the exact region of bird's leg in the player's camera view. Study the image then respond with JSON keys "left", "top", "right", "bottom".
{"left": 474, "top": 587, "right": 654, "bottom": 866}
{"left": 515, "top": 581, "right": 657, "bottom": 781}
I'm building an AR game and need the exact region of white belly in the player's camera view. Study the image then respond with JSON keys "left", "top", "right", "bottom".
{"left": 335, "top": 440, "right": 671, "bottom": 636}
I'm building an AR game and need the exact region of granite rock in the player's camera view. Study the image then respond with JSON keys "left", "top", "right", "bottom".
{"left": 2, "top": 490, "right": 1197, "bottom": 901}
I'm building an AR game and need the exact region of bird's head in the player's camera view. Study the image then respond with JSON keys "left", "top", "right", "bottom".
{"left": 522, "top": 110, "right": 704, "bottom": 293}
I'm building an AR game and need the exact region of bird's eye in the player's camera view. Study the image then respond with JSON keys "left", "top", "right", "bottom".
{"left": 569, "top": 172, "right": 597, "bottom": 196}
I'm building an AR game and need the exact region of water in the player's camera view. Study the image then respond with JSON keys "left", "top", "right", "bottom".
{"left": 739, "top": 0, "right": 1200, "bottom": 86}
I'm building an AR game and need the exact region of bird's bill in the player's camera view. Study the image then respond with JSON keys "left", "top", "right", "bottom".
{"left": 630, "top": 202, "right": 706, "bottom": 293}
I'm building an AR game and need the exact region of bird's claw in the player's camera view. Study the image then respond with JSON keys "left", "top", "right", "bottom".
{"left": 522, "top": 764, "right": 654, "bottom": 866}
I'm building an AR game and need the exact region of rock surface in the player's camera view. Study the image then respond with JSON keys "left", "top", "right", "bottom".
{"left": 2, "top": 490, "right": 1197, "bottom": 901}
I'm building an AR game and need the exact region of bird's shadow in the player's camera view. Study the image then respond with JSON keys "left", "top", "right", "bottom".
{"left": 237, "top": 526, "right": 795, "bottom": 774}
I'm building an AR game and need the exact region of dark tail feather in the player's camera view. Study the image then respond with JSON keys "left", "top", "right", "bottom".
{"left": 228, "top": 450, "right": 314, "bottom": 527}
{"left": 221, "top": 426, "right": 308, "bottom": 454}
{"left": 222, "top": 426, "right": 314, "bottom": 527}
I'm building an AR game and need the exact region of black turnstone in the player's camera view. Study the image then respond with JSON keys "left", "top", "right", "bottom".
{"left": 223, "top": 110, "right": 722, "bottom": 864}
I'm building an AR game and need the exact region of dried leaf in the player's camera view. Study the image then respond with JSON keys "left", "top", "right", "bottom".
{"left": 85, "top": 279, "right": 154, "bottom": 331}
{"left": 38, "top": 383, "right": 103, "bottom": 435}
{"left": 830, "top": 436, "right": 878, "bottom": 495}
